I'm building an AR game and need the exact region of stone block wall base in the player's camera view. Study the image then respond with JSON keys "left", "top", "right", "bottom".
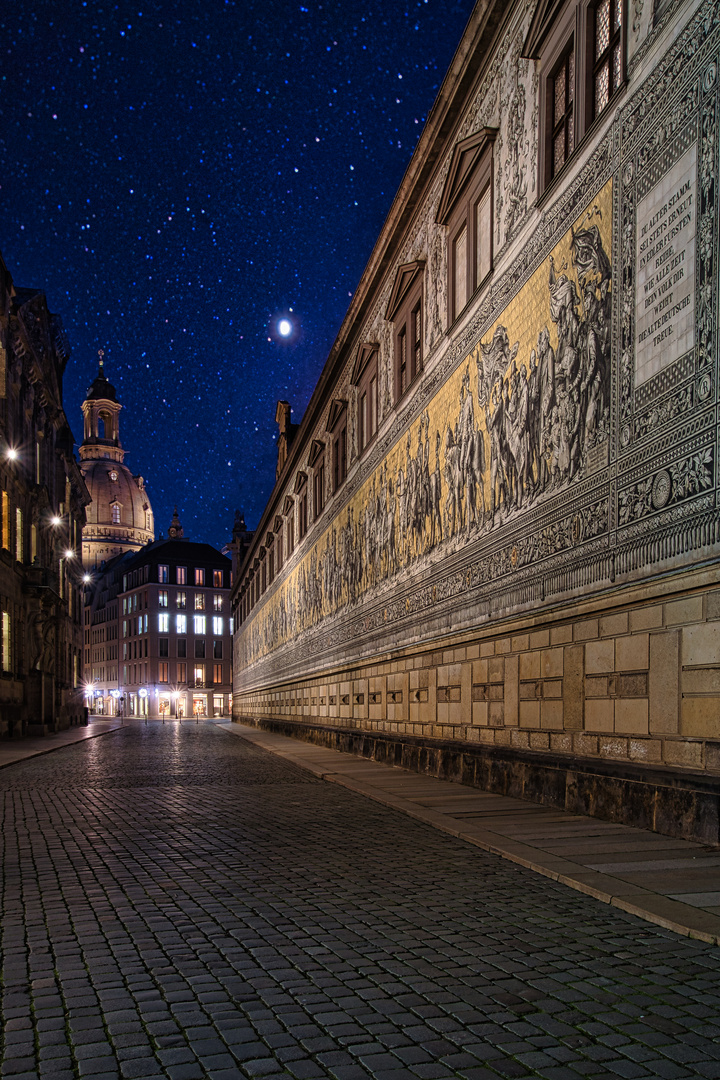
{"left": 236, "top": 716, "right": 720, "bottom": 847}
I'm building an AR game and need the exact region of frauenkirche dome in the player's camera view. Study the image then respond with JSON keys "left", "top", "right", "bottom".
{"left": 79, "top": 353, "right": 155, "bottom": 568}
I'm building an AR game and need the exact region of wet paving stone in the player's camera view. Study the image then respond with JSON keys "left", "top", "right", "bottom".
{"left": 0, "top": 721, "right": 719, "bottom": 1079}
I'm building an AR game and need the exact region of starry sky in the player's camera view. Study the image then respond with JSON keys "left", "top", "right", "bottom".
{"left": 1, "top": 0, "right": 475, "bottom": 549}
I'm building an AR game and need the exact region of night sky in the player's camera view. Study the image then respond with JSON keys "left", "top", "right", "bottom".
{"left": 1, "top": 0, "right": 475, "bottom": 549}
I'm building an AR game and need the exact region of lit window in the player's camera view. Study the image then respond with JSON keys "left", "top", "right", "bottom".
{"left": 15, "top": 507, "right": 22, "bottom": 563}
{"left": 193, "top": 663, "right": 204, "bottom": 686}
{"left": 212, "top": 616, "right": 223, "bottom": 635}
{"left": 158, "top": 590, "right": 168, "bottom": 608}
{"left": 1, "top": 492, "right": 8, "bottom": 551}
{"left": 177, "top": 566, "right": 187, "bottom": 585}
{"left": 229, "top": 617, "right": 234, "bottom": 634}
{"left": 593, "top": 0, "right": 622, "bottom": 118}
{"left": 177, "top": 614, "right": 187, "bottom": 634}
{"left": 111, "top": 503, "right": 120, "bottom": 524}
{"left": 194, "top": 593, "right": 205, "bottom": 610}
{"left": 213, "top": 569, "right": 223, "bottom": 587}
{"left": 159, "top": 662, "right": 169, "bottom": 683}
{"left": 122, "top": 620, "right": 128, "bottom": 637}
{"left": 194, "top": 568, "right": 205, "bottom": 585}
{"left": 213, "top": 663, "right": 223, "bottom": 684}
{"left": 178, "top": 662, "right": 187, "bottom": 682}
{"left": 158, "top": 613, "right": 169, "bottom": 632}
{"left": 194, "top": 615, "right": 206, "bottom": 635}
{"left": 143, "top": 613, "right": 148, "bottom": 633}
{"left": 2, "top": 611, "right": 10, "bottom": 672}
{"left": 551, "top": 43, "right": 575, "bottom": 179}
{"left": 158, "top": 564, "right": 169, "bottom": 584}
{"left": 213, "top": 594, "right": 223, "bottom": 611}
{"left": 177, "top": 591, "right": 186, "bottom": 609}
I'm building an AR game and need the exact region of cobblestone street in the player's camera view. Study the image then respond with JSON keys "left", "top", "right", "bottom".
{"left": 1, "top": 722, "right": 719, "bottom": 1080}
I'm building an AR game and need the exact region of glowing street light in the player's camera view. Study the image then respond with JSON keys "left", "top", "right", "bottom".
{"left": 64, "top": 549, "right": 75, "bottom": 560}
{"left": 6, "top": 448, "right": 17, "bottom": 461}
{"left": 50, "top": 515, "right": 62, "bottom": 527}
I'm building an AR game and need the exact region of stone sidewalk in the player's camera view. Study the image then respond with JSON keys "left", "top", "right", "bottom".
{"left": 218, "top": 723, "right": 720, "bottom": 946}
{"left": 0, "top": 716, "right": 123, "bottom": 769}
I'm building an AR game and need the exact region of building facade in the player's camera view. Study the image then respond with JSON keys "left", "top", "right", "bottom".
{"left": 79, "top": 356, "right": 154, "bottom": 569}
{"left": 0, "top": 254, "right": 89, "bottom": 735}
{"left": 232, "top": 0, "right": 720, "bottom": 843}
{"left": 84, "top": 514, "right": 233, "bottom": 718}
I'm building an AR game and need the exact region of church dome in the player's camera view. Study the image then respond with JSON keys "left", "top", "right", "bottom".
{"left": 81, "top": 459, "right": 154, "bottom": 542}
{"left": 79, "top": 353, "right": 155, "bottom": 568}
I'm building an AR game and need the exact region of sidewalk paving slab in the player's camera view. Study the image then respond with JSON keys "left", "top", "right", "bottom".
{"left": 216, "top": 721, "right": 720, "bottom": 946}
{"left": 0, "top": 717, "right": 124, "bottom": 769}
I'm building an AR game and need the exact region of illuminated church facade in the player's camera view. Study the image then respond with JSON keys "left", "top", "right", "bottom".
{"left": 232, "top": 0, "right": 720, "bottom": 843}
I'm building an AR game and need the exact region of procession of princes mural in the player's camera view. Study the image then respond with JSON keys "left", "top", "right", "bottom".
{"left": 247, "top": 202, "right": 613, "bottom": 664}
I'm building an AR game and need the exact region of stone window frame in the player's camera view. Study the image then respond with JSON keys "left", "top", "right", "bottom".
{"left": 266, "top": 530, "right": 275, "bottom": 585}
{"left": 274, "top": 514, "right": 284, "bottom": 572}
{"left": 351, "top": 344, "right": 379, "bottom": 456}
{"left": 327, "top": 399, "right": 348, "bottom": 491}
{"left": 436, "top": 128, "right": 497, "bottom": 325}
{"left": 308, "top": 440, "right": 326, "bottom": 522}
{"left": 283, "top": 494, "right": 295, "bottom": 557}
{"left": 525, "top": 0, "right": 627, "bottom": 195}
{"left": 294, "top": 472, "right": 309, "bottom": 540}
{"left": 387, "top": 262, "right": 424, "bottom": 404}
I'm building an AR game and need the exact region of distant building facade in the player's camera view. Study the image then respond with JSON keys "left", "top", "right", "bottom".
{"left": 84, "top": 512, "right": 233, "bottom": 718}
{"left": 232, "top": 0, "right": 720, "bottom": 844}
{"left": 79, "top": 355, "right": 154, "bottom": 569}
{"left": 0, "top": 254, "right": 89, "bottom": 735}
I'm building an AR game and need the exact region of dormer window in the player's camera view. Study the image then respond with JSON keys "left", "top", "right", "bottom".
{"left": 437, "top": 128, "right": 496, "bottom": 323}
{"left": 111, "top": 502, "right": 121, "bottom": 524}
{"left": 387, "top": 263, "right": 424, "bottom": 402}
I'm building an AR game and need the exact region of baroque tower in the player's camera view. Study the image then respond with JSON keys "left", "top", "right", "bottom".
{"left": 79, "top": 351, "right": 154, "bottom": 568}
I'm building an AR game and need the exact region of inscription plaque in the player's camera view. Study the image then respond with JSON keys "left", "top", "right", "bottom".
{"left": 635, "top": 142, "right": 697, "bottom": 385}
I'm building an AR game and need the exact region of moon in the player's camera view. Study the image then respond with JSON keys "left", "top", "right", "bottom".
{"left": 278, "top": 318, "right": 292, "bottom": 337}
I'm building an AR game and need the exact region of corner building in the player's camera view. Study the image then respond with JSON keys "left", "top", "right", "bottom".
{"left": 233, "top": 0, "right": 720, "bottom": 845}
{"left": 84, "top": 514, "right": 232, "bottom": 718}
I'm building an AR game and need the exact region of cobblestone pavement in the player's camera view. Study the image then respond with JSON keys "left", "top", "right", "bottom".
{"left": 1, "top": 722, "right": 719, "bottom": 1080}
